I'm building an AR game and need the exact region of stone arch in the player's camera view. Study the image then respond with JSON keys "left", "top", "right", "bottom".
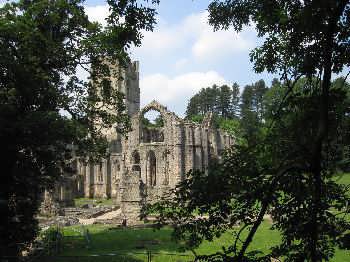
{"left": 139, "top": 101, "right": 167, "bottom": 143}
{"left": 140, "top": 100, "right": 168, "bottom": 116}
{"left": 146, "top": 150, "right": 157, "bottom": 186}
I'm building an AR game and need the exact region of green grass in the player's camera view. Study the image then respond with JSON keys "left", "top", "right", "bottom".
{"left": 44, "top": 174, "right": 350, "bottom": 261}
{"left": 73, "top": 197, "right": 114, "bottom": 207}
{"left": 333, "top": 172, "right": 350, "bottom": 186}
{"left": 43, "top": 221, "right": 349, "bottom": 262}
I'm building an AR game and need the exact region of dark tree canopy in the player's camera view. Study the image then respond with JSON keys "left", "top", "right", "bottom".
{"left": 185, "top": 80, "right": 268, "bottom": 144}
{"left": 208, "top": 0, "right": 350, "bottom": 77}
{"left": 151, "top": 77, "right": 350, "bottom": 261}
{"left": 186, "top": 84, "right": 241, "bottom": 119}
{"left": 0, "top": 0, "right": 159, "bottom": 258}
{"left": 151, "top": 1, "right": 350, "bottom": 261}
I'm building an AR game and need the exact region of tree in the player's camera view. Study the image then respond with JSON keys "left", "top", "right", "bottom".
{"left": 0, "top": 0, "right": 159, "bottom": 259}
{"left": 252, "top": 80, "right": 268, "bottom": 121}
{"left": 239, "top": 80, "right": 268, "bottom": 144}
{"left": 208, "top": 2, "right": 350, "bottom": 260}
{"left": 151, "top": 78, "right": 350, "bottom": 262}
{"left": 218, "top": 84, "right": 232, "bottom": 118}
{"left": 186, "top": 84, "right": 240, "bottom": 119}
{"left": 152, "top": 1, "right": 350, "bottom": 261}
{"left": 231, "top": 82, "right": 240, "bottom": 118}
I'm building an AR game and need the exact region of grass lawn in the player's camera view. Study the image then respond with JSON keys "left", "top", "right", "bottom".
{"left": 43, "top": 174, "right": 350, "bottom": 261}
{"left": 43, "top": 220, "right": 349, "bottom": 262}
{"left": 333, "top": 172, "right": 350, "bottom": 186}
{"left": 73, "top": 197, "right": 114, "bottom": 207}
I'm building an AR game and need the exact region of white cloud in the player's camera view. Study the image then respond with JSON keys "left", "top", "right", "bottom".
{"left": 140, "top": 71, "right": 229, "bottom": 117}
{"left": 192, "top": 25, "right": 254, "bottom": 60}
{"left": 83, "top": 5, "right": 255, "bottom": 63}
{"left": 133, "top": 11, "right": 255, "bottom": 61}
{"left": 132, "top": 16, "right": 188, "bottom": 57}
{"left": 85, "top": 4, "right": 109, "bottom": 27}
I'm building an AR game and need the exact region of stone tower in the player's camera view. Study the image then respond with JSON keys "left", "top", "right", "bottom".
{"left": 124, "top": 61, "right": 140, "bottom": 116}
{"left": 109, "top": 60, "right": 140, "bottom": 116}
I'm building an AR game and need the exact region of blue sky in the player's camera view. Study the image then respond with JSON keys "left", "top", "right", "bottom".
{"left": 0, "top": 0, "right": 273, "bottom": 116}
{"left": 3, "top": 0, "right": 347, "bottom": 117}
{"left": 0, "top": 0, "right": 279, "bottom": 117}
{"left": 84, "top": 0, "right": 276, "bottom": 116}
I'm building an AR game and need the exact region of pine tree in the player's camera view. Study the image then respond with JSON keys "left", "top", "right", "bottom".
{"left": 231, "top": 82, "right": 240, "bottom": 118}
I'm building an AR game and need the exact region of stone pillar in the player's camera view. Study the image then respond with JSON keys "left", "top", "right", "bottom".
{"left": 102, "top": 159, "right": 108, "bottom": 198}
{"left": 194, "top": 126, "right": 203, "bottom": 171}
{"left": 84, "top": 162, "right": 90, "bottom": 198}
{"left": 172, "top": 123, "right": 185, "bottom": 185}
{"left": 120, "top": 171, "right": 144, "bottom": 225}
{"left": 202, "top": 129, "right": 209, "bottom": 170}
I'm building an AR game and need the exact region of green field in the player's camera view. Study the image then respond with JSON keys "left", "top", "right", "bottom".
{"left": 43, "top": 221, "right": 281, "bottom": 262}
{"left": 43, "top": 173, "right": 350, "bottom": 262}
{"left": 333, "top": 172, "right": 350, "bottom": 187}
{"left": 73, "top": 197, "right": 114, "bottom": 207}
{"left": 44, "top": 220, "right": 349, "bottom": 262}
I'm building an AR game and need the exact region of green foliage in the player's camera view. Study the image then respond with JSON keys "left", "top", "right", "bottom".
{"left": 188, "top": 1, "right": 350, "bottom": 260}
{"left": 0, "top": 0, "right": 159, "bottom": 258}
{"left": 185, "top": 80, "right": 268, "bottom": 144}
{"left": 185, "top": 83, "right": 241, "bottom": 119}
{"left": 40, "top": 226, "right": 63, "bottom": 255}
{"left": 188, "top": 114, "right": 242, "bottom": 141}
{"left": 240, "top": 80, "right": 268, "bottom": 144}
{"left": 151, "top": 78, "right": 350, "bottom": 261}
{"left": 141, "top": 115, "right": 164, "bottom": 128}
{"left": 189, "top": 114, "right": 204, "bottom": 124}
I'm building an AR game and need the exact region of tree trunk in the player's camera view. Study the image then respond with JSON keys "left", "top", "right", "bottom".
{"left": 308, "top": 1, "right": 349, "bottom": 259}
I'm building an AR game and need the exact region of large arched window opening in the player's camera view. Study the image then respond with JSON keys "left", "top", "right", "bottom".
{"left": 146, "top": 151, "right": 157, "bottom": 186}
{"left": 141, "top": 109, "right": 164, "bottom": 143}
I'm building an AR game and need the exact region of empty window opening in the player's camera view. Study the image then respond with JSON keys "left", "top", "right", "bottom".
{"left": 141, "top": 110, "right": 164, "bottom": 143}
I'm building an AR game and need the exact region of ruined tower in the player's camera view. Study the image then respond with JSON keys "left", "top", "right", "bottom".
{"left": 108, "top": 60, "right": 140, "bottom": 116}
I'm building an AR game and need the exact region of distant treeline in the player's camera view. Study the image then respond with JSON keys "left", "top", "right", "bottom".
{"left": 185, "top": 78, "right": 350, "bottom": 152}
{"left": 185, "top": 79, "right": 269, "bottom": 138}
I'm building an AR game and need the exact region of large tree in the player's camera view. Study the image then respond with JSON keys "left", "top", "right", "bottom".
{"left": 186, "top": 83, "right": 242, "bottom": 120}
{"left": 231, "top": 82, "right": 240, "bottom": 118}
{"left": 239, "top": 80, "right": 268, "bottom": 143}
{"left": 0, "top": 0, "right": 158, "bottom": 259}
{"left": 151, "top": 1, "right": 350, "bottom": 261}
{"left": 208, "top": 4, "right": 350, "bottom": 260}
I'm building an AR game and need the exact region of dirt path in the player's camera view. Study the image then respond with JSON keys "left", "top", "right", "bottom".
{"left": 79, "top": 208, "right": 122, "bottom": 225}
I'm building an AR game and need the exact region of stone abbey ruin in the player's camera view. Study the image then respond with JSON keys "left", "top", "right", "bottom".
{"left": 42, "top": 61, "right": 234, "bottom": 223}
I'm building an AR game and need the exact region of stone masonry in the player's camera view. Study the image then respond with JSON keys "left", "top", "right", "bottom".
{"left": 49, "top": 60, "right": 234, "bottom": 221}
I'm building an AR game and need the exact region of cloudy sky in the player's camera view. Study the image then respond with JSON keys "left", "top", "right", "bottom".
{"left": 0, "top": 0, "right": 284, "bottom": 116}
{"left": 84, "top": 0, "right": 277, "bottom": 117}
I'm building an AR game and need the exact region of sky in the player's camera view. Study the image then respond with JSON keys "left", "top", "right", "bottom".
{"left": 0, "top": 0, "right": 264, "bottom": 117}
{"left": 4, "top": 1, "right": 347, "bottom": 117}
{"left": 84, "top": 0, "right": 276, "bottom": 117}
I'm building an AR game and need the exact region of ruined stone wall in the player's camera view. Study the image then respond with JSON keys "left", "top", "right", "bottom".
{"left": 41, "top": 60, "right": 234, "bottom": 221}
{"left": 79, "top": 99, "right": 234, "bottom": 205}
{"left": 49, "top": 61, "right": 234, "bottom": 218}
